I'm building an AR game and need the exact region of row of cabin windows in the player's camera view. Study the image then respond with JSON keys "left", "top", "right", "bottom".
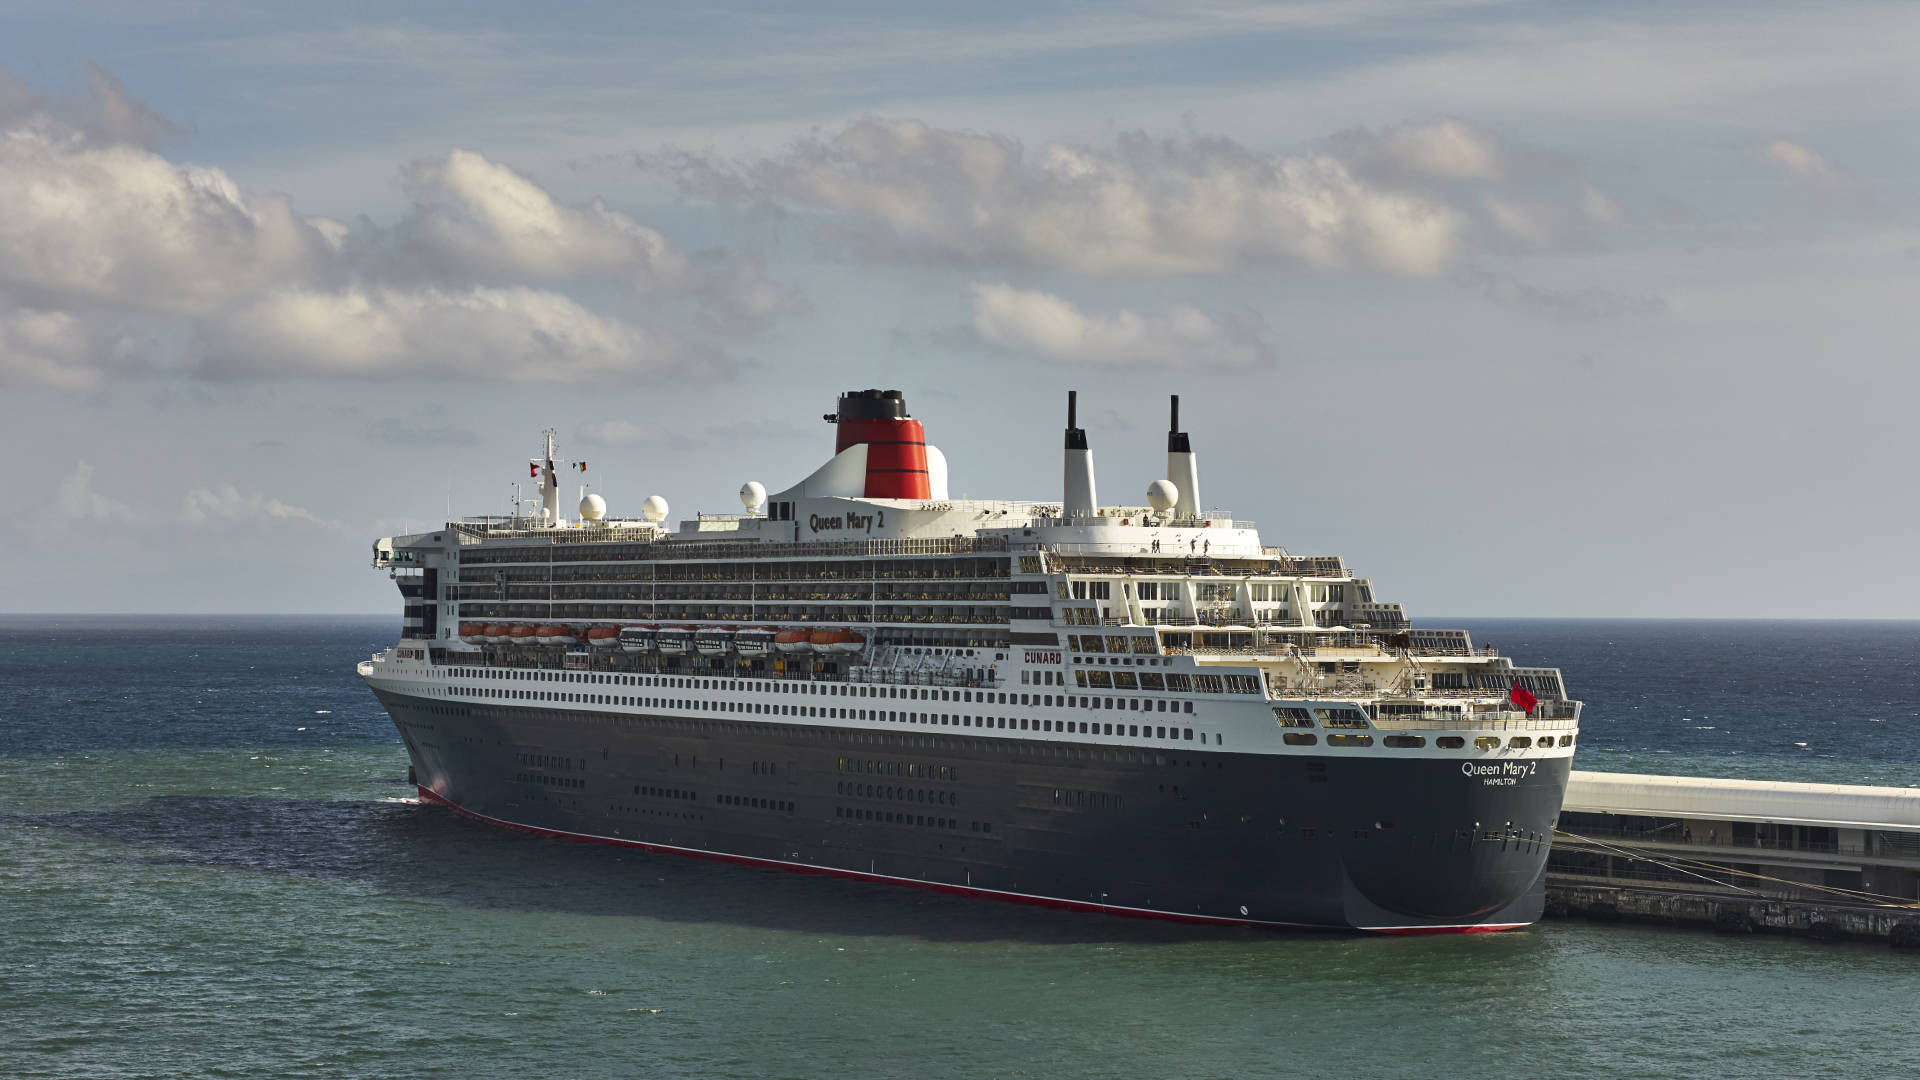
{"left": 461, "top": 684, "right": 1210, "bottom": 743}
{"left": 717, "top": 793, "right": 794, "bottom": 812}
{"left": 448, "top": 666, "right": 1223, "bottom": 715}
{"left": 1065, "top": 634, "right": 1159, "bottom": 654}
{"left": 835, "top": 807, "right": 962, "bottom": 829}
{"left": 1077, "top": 670, "right": 1255, "bottom": 695}
{"left": 459, "top": 550, "right": 1012, "bottom": 578}
{"left": 1280, "top": 732, "right": 1576, "bottom": 749}
{"left": 838, "top": 759, "right": 955, "bottom": 781}
{"left": 515, "top": 772, "right": 585, "bottom": 789}
{"left": 837, "top": 781, "right": 957, "bottom": 806}
{"left": 1051, "top": 789, "right": 1121, "bottom": 810}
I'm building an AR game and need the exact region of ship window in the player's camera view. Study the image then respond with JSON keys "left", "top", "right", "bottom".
{"left": 1474, "top": 736, "right": 1500, "bottom": 750}
{"left": 1284, "top": 732, "right": 1317, "bottom": 746}
{"left": 1509, "top": 736, "right": 1532, "bottom": 749}
{"left": 1384, "top": 735, "right": 1425, "bottom": 748}
{"left": 1559, "top": 734, "right": 1574, "bottom": 746}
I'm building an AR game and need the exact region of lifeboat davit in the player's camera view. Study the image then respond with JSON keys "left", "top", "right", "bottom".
{"left": 693, "top": 627, "right": 735, "bottom": 656}
{"left": 459, "top": 622, "right": 487, "bottom": 644}
{"left": 508, "top": 625, "right": 538, "bottom": 644}
{"left": 483, "top": 624, "right": 512, "bottom": 644}
{"left": 535, "top": 625, "right": 570, "bottom": 645}
{"left": 773, "top": 628, "right": 814, "bottom": 655}
{"left": 734, "top": 627, "right": 777, "bottom": 658}
{"left": 585, "top": 626, "right": 620, "bottom": 649}
{"left": 619, "top": 625, "right": 656, "bottom": 653}
{"left": 655, "top": 626, "right": 694, "bottom": 656}
{"left": 810, "top": 628, "right": 866, "bottom": 655}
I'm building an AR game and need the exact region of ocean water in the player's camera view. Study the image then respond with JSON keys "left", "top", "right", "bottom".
{"left": 2, "top": 616, "right": 1915, "bottom": 1079}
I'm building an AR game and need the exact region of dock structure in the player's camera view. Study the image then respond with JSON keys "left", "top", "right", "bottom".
{"left": 1547, "top": 771, "right": 1920, "bottom": 945}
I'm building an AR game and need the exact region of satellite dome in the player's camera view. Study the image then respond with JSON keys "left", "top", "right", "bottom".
{"left": 578, "top": 493, "right": 607, "bottom": 521}
{"left": 739, "top": 481, "right": 767, "bottom": 514}
{"left": 1146, "top": 479, "right": 1178, "bottom": 513}
{"left": 640, "top": 495, "right": 669, "bottom": 523}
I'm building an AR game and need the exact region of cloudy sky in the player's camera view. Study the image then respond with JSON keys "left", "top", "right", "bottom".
{"left": 3, "top": 1, "right": 1916, "bottom": 617}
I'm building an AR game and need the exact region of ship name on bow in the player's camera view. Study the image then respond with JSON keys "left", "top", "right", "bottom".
{"left": 1463, "top": 761, "right": 1537, "bottom": 786}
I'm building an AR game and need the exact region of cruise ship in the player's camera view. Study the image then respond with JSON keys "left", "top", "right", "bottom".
{"left": 359, "top": 389, "right": 1581, "bottom": 932}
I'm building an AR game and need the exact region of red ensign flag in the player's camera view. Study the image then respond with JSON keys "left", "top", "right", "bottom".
{"left": 1509, "top": 682, "right": 1538, "bottom": 716}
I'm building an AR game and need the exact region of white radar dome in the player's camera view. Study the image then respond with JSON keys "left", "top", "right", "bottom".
{"left": 578, "top": 493, "right": 606, "bottom": 521}
{"left": 641, "top": 495, "right": 669, "bottom": 523}
{"left": 739, "top": 481, "right": 767, "bottom": 514}
{"left": 1146, "top": 479, "right": 1178, "bottom": 513}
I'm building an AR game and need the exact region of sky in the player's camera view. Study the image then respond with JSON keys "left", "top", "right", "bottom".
{"left": 2, "top": 0, "right": 1916, "bottom": 617}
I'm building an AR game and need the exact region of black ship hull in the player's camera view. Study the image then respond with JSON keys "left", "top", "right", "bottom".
{"left": 378, "top": 689, "right": 1569, "bottom": 932}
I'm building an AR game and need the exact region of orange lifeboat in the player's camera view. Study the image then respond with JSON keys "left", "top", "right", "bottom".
{"left": 483, "top": 624, "right": 512, "bottom": 644}
{"left": 809, "top": 628, "right": 865, "bottom": 654}
{"left": 535, "top": 625, "right": 570, "bottom": 645}
{"left": 773, "top": 628, "right": 814, "bottom": 655}
{"left": 459, "top": 622, "right": 487, "bottom": 644}
{"left": 508, "top": 625, "right": 538, "bottom": 644}
{"left": 585, "top": 626, "right": 620, "bottom": 649}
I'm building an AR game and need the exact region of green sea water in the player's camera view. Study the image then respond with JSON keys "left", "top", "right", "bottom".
{"left": 3, "top": 618, "right": 1916, "bottom": 1078}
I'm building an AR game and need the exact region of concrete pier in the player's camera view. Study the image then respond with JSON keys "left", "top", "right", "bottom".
{"left": 1545, "top": 771, "right": 1920, "bottom": 946}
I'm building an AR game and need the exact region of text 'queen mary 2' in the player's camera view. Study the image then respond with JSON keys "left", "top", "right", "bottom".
{"left": 360, "top": 390, "right": 1581, "bottom": 932}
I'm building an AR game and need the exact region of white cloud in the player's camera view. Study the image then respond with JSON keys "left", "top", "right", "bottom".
{"left": 648, "top": 118, "right": 1469, "bottom": 277}
{"left": 645, "top": 117, "right": 1626, "bottom": 280}
{"left": 0, "top": 124, "right": 340, "bottom": 316}
{"left": 397, "top": 148, "right": 802, "bottom": 327}
{"left": 53, "top": 460, "right": 139, "bottom": 524}
{"left": 971, "top": 284, "right": 1270, "bottom": 370}
{"left": 199, "top": 285, "right": 728, "bottom": 382}
{"left": 1329, "top": 117, "right": 1532, "bottom": 182}
{"left": 1763, "top": 139, "right": 1872, "bottom": 204}
{"left": 0, "top": 303, "right": 140, "bottom": 391}
{"left": 0, "top": 64, "right": 773, "bottom": 390}
{"left": 400, "top": 148, "right": 693, "bottom": 286}
{"left": 181, "top": 484, "right": 335, "bottom": 528}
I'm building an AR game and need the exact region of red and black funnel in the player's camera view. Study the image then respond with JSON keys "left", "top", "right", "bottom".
{"left": 823, "top": 389, "right": 931, "bottom": 499}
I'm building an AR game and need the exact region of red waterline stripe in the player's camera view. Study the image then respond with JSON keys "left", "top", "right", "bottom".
{"left": 414, "top": 787, "right": 1522, "bottom": 935}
